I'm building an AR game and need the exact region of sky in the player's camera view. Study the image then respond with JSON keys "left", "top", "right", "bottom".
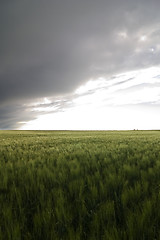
{"left": 1, "top": 0, "right": 160, "bottom": 130}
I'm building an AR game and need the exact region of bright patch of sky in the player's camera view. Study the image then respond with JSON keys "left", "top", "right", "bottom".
{"left": 140, "top": 35, "right": 147, "bottom": 42}
{"left": 19, "top": 66, "right": 160, "bottom": 130}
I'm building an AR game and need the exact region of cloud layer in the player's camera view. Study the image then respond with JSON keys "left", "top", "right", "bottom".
{"left": 1, "top": 0, "right": 160, "bottom": 129}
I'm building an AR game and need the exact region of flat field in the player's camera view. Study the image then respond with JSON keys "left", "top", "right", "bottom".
{"left": 0, "top": 130, "right": 160, "bottom": 239}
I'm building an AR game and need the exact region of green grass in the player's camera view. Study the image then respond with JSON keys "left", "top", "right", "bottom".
{"left": 0, "top": 130, "right": 160, "bottom": 239}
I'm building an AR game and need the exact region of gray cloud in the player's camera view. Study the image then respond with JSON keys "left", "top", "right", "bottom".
{"left": 0, "top": 104, "right": 37, "bottom": 129}
{"left": 1, "top": 0, "right": 160, "bottom": 128}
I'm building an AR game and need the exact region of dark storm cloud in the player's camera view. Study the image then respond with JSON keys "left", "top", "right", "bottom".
{"left": 0, "top": 104, "right": 37, "bottom": 129}
{"left": 1, "top": 0, "right": 160, "bottom": 128}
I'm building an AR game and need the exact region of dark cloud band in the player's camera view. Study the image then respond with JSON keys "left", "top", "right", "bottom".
{"left": 0, "top": 0, "right": 160, "bottom": 128}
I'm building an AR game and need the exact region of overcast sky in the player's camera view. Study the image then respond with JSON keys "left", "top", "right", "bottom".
{"left": 1, "top": 0, "right": 160, "bottom": 130}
